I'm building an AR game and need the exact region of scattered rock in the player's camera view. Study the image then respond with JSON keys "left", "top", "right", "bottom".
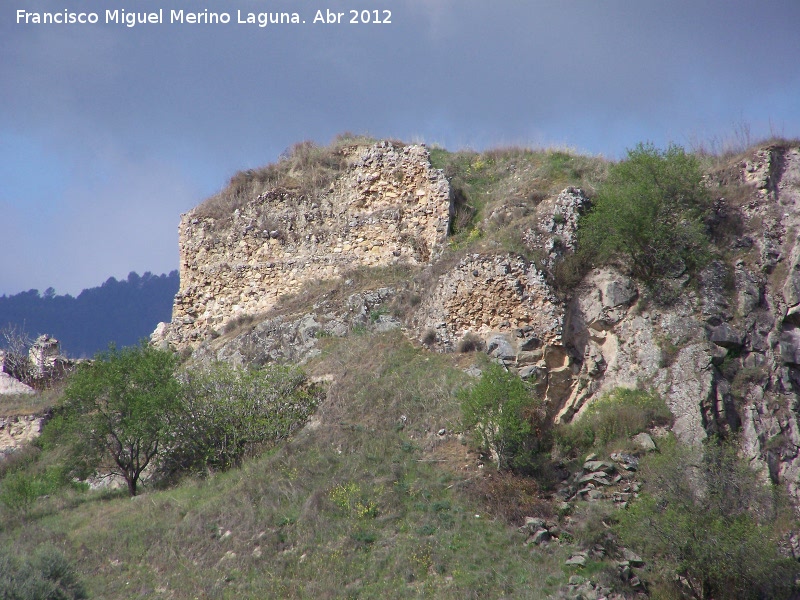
{"left": 631, "top": 432, "right": 656, "bottom": 452}
{"left": 528, "top": 528, "right": 551, "bottom": 545}
{"left": 622, "top": 548, "right": 645, "bottom": 568}
{"left": 709, "top": 323, "right": 744, "bottom": 349}
{"left": 486, "top": 335, "right": 516, "bottom": 361}
{"left": 610, "top": 453, "right": 639, "bottom": 471}
{"left": 582, "top": 460, "right": 616, "bottom": 474}
{"left": 565, "top": 553, "right": 587, "bottom": 567}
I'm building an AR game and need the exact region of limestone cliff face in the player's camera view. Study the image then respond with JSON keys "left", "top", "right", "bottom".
{"left": 559, "top": 144, "right": 800, "bottom": 500}
{"left": 154, "top": 142, "right": 451, "bottom": 347}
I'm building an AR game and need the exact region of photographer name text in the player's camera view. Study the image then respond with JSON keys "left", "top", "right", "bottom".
{"left": 15, "top": 8, "right": 393, "bottom": 28}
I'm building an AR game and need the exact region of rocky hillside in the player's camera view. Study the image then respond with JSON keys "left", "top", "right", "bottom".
{"left": 153, "top": 138, "right": 800, "bottom": 502}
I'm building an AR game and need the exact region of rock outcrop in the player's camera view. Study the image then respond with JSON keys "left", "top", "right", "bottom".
{"left": 557, "top": 144, "right": 800, "bottom": 499}
{"left": 0, "top": 371, "right": 34, "bottom": 396}
{"left": 0, "top": 335, "right": 73, "bottom": 394}
{"left": 0, "top": 414, "right": 44, "bottom": 458}
{"left": 413, "top": 253, "right": 561, "bottom": 350}
{"left": 191, "top": 287, "right": 400, "bottom": 367}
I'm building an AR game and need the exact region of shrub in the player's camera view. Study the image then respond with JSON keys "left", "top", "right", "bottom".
{"left": 459, "top": 363, "right": 546, "bottom": 471}
{"left": 550, "top": 250, "right": 593, "bottom": 293}
{"left": 1, "top": 323, "right": 34, "bottom": 386}
{"left": 466, "top": 471, "right": 550, "bottom": 526}
{"left": 3, "top": 466, "right": 80, "bottom": 518}
{"left": 456, "top": 333, "right": 484, "bottom": 353}
{"left": 617, "top": 438, "right": 800, "bottom": 599}
{"left": 578, "top": 143, "right": 711, "bottom": 283}
{"left": 0, "top": 471, "right": 39, "bottom": 516}
{"left": 0, "top": 545, "right": 87, "bottom": 600}
{"left": 555, "top": 388, "right": 672, "bottom": 455}
{"left": 161, "top": 363, "right": 321, "bottom": 478}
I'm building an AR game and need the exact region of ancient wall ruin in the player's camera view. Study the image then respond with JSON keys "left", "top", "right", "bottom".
{"left": 155, "top": 142, "right": 452, "bottom": 347}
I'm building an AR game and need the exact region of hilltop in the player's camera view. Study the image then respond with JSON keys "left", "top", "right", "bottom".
{"left": 0, "top": 270, "right": 178, "bottom": 358}
{"left": 3, "top": 135, "right": 800, "bottom": 598}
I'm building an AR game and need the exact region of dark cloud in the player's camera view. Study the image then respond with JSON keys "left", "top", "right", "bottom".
{"left": 2, "top": 0, "right": 799, "bottom": 294}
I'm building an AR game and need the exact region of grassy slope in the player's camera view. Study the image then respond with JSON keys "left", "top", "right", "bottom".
{"left": 0, "top": 332, "right": 574, "bottom": 599}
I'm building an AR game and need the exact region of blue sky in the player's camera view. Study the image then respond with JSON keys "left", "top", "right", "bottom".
{"left": 2, "top": 0, "right": 799, "bottom": 295}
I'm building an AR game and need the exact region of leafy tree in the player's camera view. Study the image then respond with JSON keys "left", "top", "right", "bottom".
{"left": 617, "top": 438, "right": 799, "bottom": 599}
{"left": 578, "top": 143, "right": 711, "bottom": 283}
{"left": 459, "top": 363, "right": 545, "bottom": 471}
{"left": 160, "top": 362, "right": 321, "bottom": 478}
{"left": 50, "top": 343, "right": 181, "bottom": 496}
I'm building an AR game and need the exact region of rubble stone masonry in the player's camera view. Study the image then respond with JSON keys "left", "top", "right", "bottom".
{"left": 156, "top": 142, "right": 452, "bottom": 347}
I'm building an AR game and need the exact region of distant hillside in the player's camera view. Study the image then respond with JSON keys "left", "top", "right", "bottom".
{"left": 0, "top": 271, "right": 178, "bottom": 358}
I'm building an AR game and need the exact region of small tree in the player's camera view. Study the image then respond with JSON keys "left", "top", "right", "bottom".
{"left": 617, "top": 438, "right": 799, "bottom": 599}
{"left": 578, "top": 143, "right": 711, "bottom": 283}
{"left": 52, "top": 343, "right": 181, "bottom": 496}
{"left": 1, "top": 322, "right": 34, "bottom": 385}
{"left": 459, "top": 363, "right": 544, "bottom": 471}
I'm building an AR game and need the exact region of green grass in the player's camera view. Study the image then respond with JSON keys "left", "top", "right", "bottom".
{"left": 428, "top": 145, "right": 607, "bottom": 258}
{"left": 554, "top": 388, "right": 673, "bottom": 458}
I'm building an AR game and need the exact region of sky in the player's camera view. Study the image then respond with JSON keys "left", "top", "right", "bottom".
{"left": 2, "top": 0, "right": 799, "bottom": 296}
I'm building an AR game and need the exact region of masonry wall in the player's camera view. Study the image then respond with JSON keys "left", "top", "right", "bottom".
{"left": 157, "top": 143, "right": 452, "bottom": 347}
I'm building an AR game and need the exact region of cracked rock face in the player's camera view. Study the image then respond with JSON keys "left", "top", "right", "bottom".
{"left": 523, "top": 186, "right": 589, "bottom": 270}
{"left": 558, "top": 145, "right": 800, "bottom": 501}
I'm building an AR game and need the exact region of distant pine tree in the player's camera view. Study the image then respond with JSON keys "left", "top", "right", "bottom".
{"left": 0, "top": 270, "right": 179, "bottom": 358}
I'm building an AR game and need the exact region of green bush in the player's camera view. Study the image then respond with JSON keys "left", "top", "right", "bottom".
{"left": 459, "top": 363, "right": 546, "bottom": 472}
{"left": 0, "top": 466, "right": 72, "bottom": 517}
{"left": 578, "top": 143, "right": 711, "bottom": 283}
{"left": 0, "top": 471, "right": 39, "bottom": 516}
{"left": 617, "top": 438, "right": 800, "bottom": 599}
{"left": 161, "top": 362, "right": 321, "bottom": 478}
{"left": 0, "top": 545, "right": 87, "bottom": 600}
{"left": 555, "top": 388, "right": 672, "bottom": 455}
{"left": 44, "top": 350, "right": 320, "bottom": 492}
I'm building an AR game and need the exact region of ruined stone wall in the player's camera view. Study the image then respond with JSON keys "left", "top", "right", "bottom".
{"left": 415, "top": 253, "right": 562, "bottom": 350}
{"left": 157, "top": 143, "right": 451, "bottom": 347}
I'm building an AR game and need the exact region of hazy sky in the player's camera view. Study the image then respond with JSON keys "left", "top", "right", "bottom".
{"left": 2, "top": 0, "right": 799, "bottom": 295}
